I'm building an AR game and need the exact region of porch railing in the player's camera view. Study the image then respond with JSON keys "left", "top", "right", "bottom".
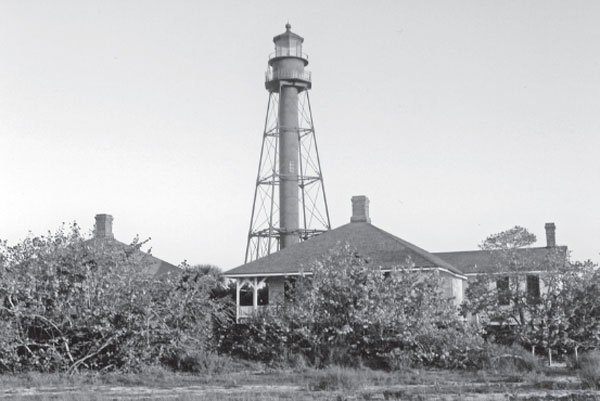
{"left": 238, "top": 305, "right": 268, "bottom": 319}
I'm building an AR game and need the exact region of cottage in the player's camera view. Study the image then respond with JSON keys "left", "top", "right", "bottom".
{"left": 224, "top": 196, "right": 468, "bottom": 320}
{"left": 224, "top": 195, "right": 569, "bottom": 321}
{"left": 434, "top": 222, "right": 567, "bottom": 304}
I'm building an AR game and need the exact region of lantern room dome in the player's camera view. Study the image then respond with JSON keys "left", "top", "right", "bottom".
{"left": 273, "top": 23, "right": 304, "bottom": 44}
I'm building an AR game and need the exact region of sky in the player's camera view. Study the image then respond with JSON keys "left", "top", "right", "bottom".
{"left": 1, "top": 0, "right": 599, "bottom": 269}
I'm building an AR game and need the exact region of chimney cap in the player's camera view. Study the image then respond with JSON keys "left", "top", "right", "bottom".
{"left": 95, "top": 213, "right": 113, "bottom": 218}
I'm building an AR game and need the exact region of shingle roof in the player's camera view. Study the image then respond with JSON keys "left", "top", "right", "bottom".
{"left": 224, "top": 222, "right": 464, "bottom": 277}
{"left": 85, "top": 238, "right": 180, "bottom": 277}
{"left": 433, "top": 246, "right": 568, "bottom": 274}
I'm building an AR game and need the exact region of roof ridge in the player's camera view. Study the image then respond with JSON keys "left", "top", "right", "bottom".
{"left": 435, "top": 245, "right": 568, "bottom": 255}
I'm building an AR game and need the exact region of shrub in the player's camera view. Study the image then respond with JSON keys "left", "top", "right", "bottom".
{"left": 307, "top": 366, "right": 365, "bottom": 391}
{"left": 381, "top": 348, "right": 413, "bottom": 372}
{"left": 0, "top": 224, "right": 230, "bottom": 373}
{"left": 484, "top": 343, "right": 543, "bottom": 373}
{"left": 407, "top": 322, "right": 486, "bottom": 369}
{"left": 216, "top": 319, "right": 288, "bottom": 365}
{"left": 218, "top": 244, "right": 485, "bottom": 371}
{"left": 163, "top": 350, "right": 233, "bottom": 374}
{"left": 579, "top": 350, "right": 600, "bottom": 389}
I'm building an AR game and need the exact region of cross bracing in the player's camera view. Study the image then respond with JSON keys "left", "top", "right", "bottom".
{"left": 245, "top": 90, "right": 330, "bottom": 263}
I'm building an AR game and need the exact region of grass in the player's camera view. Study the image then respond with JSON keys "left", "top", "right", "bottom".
{"left": 304, "top": 366, "right": 368, "bottom": 391}
{"left": 0, "top": 364, "right": 597, "bottom": 401}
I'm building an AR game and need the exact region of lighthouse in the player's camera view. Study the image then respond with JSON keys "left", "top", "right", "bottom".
{"left": 245, "top": 24, "right": 330, "bottom": 262}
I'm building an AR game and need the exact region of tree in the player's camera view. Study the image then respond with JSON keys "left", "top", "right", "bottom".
{"left": 187, "top": 264, "right": 224, "bottom": 281}
{"left": 286, "top": 245, "right": 459, "bottom": 362}
{"left": 185, "top": 263, "right": 235, "bottom": 300}
{"left": 561, "top": 260, "right": 600, "bottom": 353}
{"left": 463, "top": 226, "right": 543, "bottom": 341}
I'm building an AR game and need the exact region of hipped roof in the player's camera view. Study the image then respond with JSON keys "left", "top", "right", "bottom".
{"left": 434, "top": 246, "right": 568, "bottom": 274}
{"left": 85, "top": 237, "right": 180, "bottom": 277}
{"left": 225, "top": 222, "right": 464, "bottom": 277}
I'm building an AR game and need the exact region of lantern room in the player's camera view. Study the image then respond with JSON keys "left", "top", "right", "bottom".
{"left": 269, "top": 23, "right": 309, "bottom": 66}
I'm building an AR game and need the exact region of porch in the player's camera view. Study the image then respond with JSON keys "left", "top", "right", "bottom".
{"left": 233, "top": 276, "right": 287, "bottom": 322}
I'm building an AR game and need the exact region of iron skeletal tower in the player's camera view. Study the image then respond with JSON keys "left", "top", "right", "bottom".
{"left": 245, "top": 24, "right": 331, "bottom": 263}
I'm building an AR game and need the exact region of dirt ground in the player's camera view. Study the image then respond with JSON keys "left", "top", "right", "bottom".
{"left": 1, "top": 367, "right": 599, "bottom": 401}
{"left": 2, "top": 382, "right": 600, "bottom": 400}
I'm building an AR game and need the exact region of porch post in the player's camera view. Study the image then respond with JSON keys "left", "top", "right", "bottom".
{"left": 253, "top": 277, "right": 258, "bottom": 311}
{"left": 235, "top": 279, "right": 240, "bottom": 323}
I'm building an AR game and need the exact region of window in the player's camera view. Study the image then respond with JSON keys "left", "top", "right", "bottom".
{"left": 496, "top": 276, "right": 510, "bottom": 305}
{"left": 527, "top": 275, "right": 540, "bottom": 301}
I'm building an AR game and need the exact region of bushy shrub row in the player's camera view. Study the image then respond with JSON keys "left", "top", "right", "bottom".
{"left": 2, "top": 226, "right": 566, "bottom": 374}
{"left": 217, "top": 244, "right": 493, "bottom": 370}
{"left": 0, "top": 225, "right": 231, "bottom": 373}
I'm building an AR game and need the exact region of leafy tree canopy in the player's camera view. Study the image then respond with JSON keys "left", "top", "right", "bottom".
{"left": 480, "top": 226, "right": 537, "bottom": 250}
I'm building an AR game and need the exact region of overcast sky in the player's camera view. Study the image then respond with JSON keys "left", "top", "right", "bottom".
{"left": 1, "top": 1, "right": 599, "bottom": 269}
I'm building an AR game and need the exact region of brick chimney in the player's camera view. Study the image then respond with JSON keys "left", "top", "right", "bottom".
{"left": 95, "top": 214, "right": 114, "bottom": 239}
{"left": 351, "top": 195, "right": 371, "bottom": 223}
{"left": 545, "top": 222, "right": 556, "bottom": 247}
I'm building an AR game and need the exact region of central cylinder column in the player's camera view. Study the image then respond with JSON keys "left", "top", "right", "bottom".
{"left": 279, "top": 84, "right": 300, "bottom": 249}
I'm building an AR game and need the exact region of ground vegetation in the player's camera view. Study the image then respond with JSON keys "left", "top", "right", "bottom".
{"left": 1, "top": 362, "right": 598, "bottom": 400}
{"left": 0, "top": 224, "right": 231, "bottom": 374}
{"left": 1, "top": 222, "right": 599, "bottom": 391}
